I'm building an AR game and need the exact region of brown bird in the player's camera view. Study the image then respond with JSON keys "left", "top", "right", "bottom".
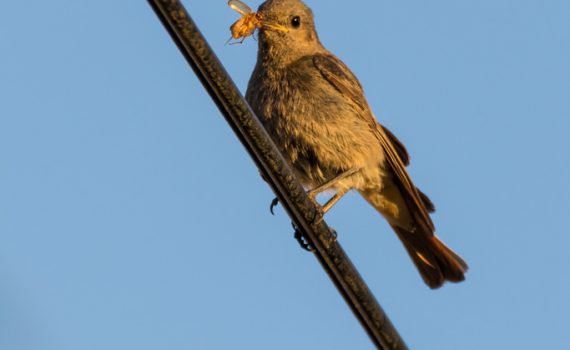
{"left": 245, "top": 0, "right": 468, "bottom": 288}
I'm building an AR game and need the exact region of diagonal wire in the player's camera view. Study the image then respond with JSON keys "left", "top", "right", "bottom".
{"left": 147, "top": 1, "right": 408, "bottom": 349}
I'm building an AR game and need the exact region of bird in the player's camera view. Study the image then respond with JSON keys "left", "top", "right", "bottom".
{"left": 245, "top": 0, "right": 468, "bottom": 288}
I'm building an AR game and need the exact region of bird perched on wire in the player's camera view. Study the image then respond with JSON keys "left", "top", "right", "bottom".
{"left": 244, "top": 0, "right": 468, "bottom": 289}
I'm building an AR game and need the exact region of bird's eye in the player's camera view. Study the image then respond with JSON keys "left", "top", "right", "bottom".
{"left": 291, "top": 16, "right": 301, "bottom": 28}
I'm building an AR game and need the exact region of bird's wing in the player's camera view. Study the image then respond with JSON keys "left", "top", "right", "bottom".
{"left": 312, "top": 53, "right": 434, "bottom": 232}
{"left": 381, "top": 125, "right": 410, "bottom": 166}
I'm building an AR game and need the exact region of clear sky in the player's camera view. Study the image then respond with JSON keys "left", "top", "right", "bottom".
{"left": 1, "top": 1, "right": 569, "bottom": 349}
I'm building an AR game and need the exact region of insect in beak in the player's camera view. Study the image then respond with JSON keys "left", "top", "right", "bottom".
{"left": 227, "top": 0, "right": 263, "bottom": 43}
{"left": 226, "top": 0, "right": 288, "bottom": 44}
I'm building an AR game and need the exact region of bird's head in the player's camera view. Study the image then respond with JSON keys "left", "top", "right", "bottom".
{"left": 257, "top": 0, "right": 322, "bottom": 65}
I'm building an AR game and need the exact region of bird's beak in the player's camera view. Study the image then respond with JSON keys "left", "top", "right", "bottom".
{"left": 262, "top": 21, "right": 289, "bottom": 33}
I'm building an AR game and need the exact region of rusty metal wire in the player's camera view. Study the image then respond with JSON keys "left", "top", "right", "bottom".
{"left": 147, "top": 1, "right": 408, "bottom": 348}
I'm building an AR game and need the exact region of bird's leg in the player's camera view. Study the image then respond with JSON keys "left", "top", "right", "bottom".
{"left": 269, "top": 168, "right": 360, "bottom": 215}
{"left": 321, "top": 189, "right": 348, "bottom": 215}
{"left": 311, "top": 188, "right": 349, "bottom": 224}
{"left": 307, "top": 168, "right": 360, "bottom": 198}
{"left": 306, "top": 168, "right": 359, "bottom": 223}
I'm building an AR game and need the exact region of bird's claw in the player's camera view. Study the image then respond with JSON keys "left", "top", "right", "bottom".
{"left": 330, "top": 228, "right": 338, "bottom": 241}
{"left": 270, "top": 197, "right": 279, "bottom": 215}
{"left": 310, "top": 205, "right": 325, "bottom": 225}
{"left": 292, "top": 222, "right": 313, "bottom": 252}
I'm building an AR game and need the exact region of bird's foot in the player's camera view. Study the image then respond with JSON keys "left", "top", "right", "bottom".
{"left": 269, "top": 197, "right": 280, "bottom": 215}
{"left": 292, "top": 222, "right": 313, "bottom": 252}
{"left": 269, "top": 194, "right": 323, "bottom": 221}
{"left": 310, "top": 204, "right": 325, "bottom": 225}
{"left": 330, "top": 228, "right": 338, "bottom": 241}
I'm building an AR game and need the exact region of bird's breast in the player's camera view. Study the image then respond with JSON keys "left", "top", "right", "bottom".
{"left": 246, "top": 66, "right": 385, "bottom": 190}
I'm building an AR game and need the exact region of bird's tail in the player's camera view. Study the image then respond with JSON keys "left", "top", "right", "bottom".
{"left": 391, "top": 225, "right": 467, "bottom": 288}
{"left": 360, "top": 187, "right": 468, "bottom": 288}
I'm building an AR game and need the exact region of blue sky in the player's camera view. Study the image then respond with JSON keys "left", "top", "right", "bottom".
{"left": 1, "top": 1, "right": 569, "bottom": 349}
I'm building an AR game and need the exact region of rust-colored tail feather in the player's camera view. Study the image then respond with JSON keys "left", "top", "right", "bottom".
{"left": 359, "top": 179, "right": 468, "bottom": 288}
{"left": 392, "top": 225, "right": 468, "bottom": 289}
